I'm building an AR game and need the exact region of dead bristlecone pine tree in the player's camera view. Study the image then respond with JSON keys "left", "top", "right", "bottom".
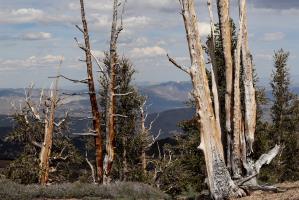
{"left": 168, "top": 0, "right": 281, "bottom": 199}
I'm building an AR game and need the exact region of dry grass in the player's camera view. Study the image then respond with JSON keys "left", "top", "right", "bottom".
{"left": 0, "top": 178, "right": 169, "bottom": 200}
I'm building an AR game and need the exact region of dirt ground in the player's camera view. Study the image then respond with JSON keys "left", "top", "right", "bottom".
{"left": 236, "top": 181, "right": 299, "bottom": 200}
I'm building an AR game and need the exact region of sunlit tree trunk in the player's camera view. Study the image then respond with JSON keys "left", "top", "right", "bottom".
{"left": 79, "top": 0, "right": 104, "bottom": 183}
{"left": 217, "top": 0, "right": 234, "bottom": 170}
{"left": 242, "top": 2, "right": 256, "bottom": 154}
{"left": 104, "top": 0, "right": 123, "bottom": 183}
{"left": 168, "top": 0, "right": 280, "bottom": 198}
{"left": 39, "top": 76, "right": 59, "bottom": 185}
{"left": 174, "top": 1, "right": 244, "bottom": 198}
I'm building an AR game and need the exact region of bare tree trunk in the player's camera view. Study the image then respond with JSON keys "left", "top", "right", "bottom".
{"left": 217, "top": 0, "right": 234, "bottom": 170}
{"left": 231, "top": 0, "right": 246, "bottom": 177}
{"left": 39, "top": 110, "right": 55, "bottom": 185}
{"left": 242, "top": 2, "right": 256, "bottom": 154}
{"left": 169, "top": 0, "right": 281, "bottom": 198}
{"left": 171, "top": 1, "right": 245, "bottom": 199}
{"left": 79, "top": 0, "right": 104, "bottom": 183}
{"left": 39, "top": 77, "right": 58, "bottom": 185}
{"left": 104, "top": 0, "right": 123, "bottom": 183}
{"left": 140, "top": 105, "right": 147, "bottom": 174}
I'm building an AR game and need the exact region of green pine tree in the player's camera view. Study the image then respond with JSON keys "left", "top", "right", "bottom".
{"left": 270, "top": 49, "right": 299, "bottom": 182}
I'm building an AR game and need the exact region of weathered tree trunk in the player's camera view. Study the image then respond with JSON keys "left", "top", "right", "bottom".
{"left": 39, "top": 77, "right": 58, "bottom": 185}
{"left": 79, "top": 0, "right": 104, "bottom": 183}
{"left": 104, "top": 0, "right": 122, "bottom": 183}
{"left": 217, "top": 0, "right": 234, "bottom": 170}
{"left": 232, "top": 0, "right": 246, "bottom": 178}
{"left": 241, "top": 1, "right": 256, "bottom": 154}
{"left": 168, "top": 0, "right": 281, "bottom": 198}
{"left": 39, "top": 103, "right": 55, "bottom": 185}
{"left": 140, "top": 105, "right": 147, "bottom": 173}
{"left": 207, "top": 0, "right": 218, "bottom": 84}
{"left": 176, "top": 1, "right": 245, "bottom": 198}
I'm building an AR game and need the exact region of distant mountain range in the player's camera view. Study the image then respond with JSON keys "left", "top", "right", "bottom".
{"left": 2, "top": 81, "right": 299, "bottom": 140}
{"left": 0, "top": 81, "right": 194, "bottom": 140}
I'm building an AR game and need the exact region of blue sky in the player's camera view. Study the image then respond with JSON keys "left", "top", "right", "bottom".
{"left": 0, "top": 0, "right": 298, "bottom": 88}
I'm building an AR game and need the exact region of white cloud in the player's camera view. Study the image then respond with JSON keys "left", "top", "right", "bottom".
{"left": 91, "top": 50, "right": 105, "bottom": 59}
{"left": 90, "top": 14, "right": 110, "bottom": 29}
{"left": 198, "top": 22, "right": 211, "bottom": 37}
{"left": 262, "top": 32, "right": 285, "bottom": 41}
{"left": 130, "top": 46, "right": 167, "bottom": 58}
{"left": 22, "top": 32, "right": 52, "bottom": 40}
{"left": 0, "top": 55, "right": 64, "bottom": 71}
{"left": 133, "top": 37, "right": 149, "bottom": 47}
{"left": 0, "top": 8, "right": 44, "bottom": 24}
{"left": 124, "top": 16, "right": 152, "bottom": 28}
{"left": 255, "top": 53, "right": 272, "bottom": 61}
{"left": 0, "top": 8, "right": 76, "bottom": 24}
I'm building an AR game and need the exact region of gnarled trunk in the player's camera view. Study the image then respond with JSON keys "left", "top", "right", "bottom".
{"left": 179, "top": 1, "right": 244, "bottom": 198}
{"left": 168, "top": 0, "right": 280, "bottom": 198}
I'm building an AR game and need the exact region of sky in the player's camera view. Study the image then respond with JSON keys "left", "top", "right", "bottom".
{"left": 0, "top": 0, "right": 298, "bottom": 88}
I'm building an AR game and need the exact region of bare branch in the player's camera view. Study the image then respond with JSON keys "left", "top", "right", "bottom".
{"left": 31, "top": 140, "right": 42, "bottom": 148}
{"left": 148, "top": 113, "right": 160, "bottom": 131}
{"left": 167, "top": 54, "right": 190, "bottom": 75}
{"left": 90, "top": 50, "right": 109, "bottom": 81}
{"left": 113, "top": 92, "right": 133, "bottom": 96}
{"left": 72, "top": 132, "right": 98, "bottom": 136}
{"left": 75, "top": 24, "right": 84, "bottom": 34}
{"left": 113, "top": 114, "right": 128, "bottom": 118}
{"left": 54, "top": 112, "right": 68, "bottom": 127}
{"left": 74, "top": 37, "right": 88, "bottom": 51}
{"left": 85, "top": 151, "right": 96, "bottom": 184}
{"left": 49, "top": 75, "right": 88, "bottom": 84}
{"left": 255, "top": 145, "right": 280, "bottom": 173}
{"left": 147, "top": 129, "right": 162, "bottom": 148}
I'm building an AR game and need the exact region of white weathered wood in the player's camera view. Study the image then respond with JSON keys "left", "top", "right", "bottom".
{"left": 217, "top": 0, "right": 234, "bottom": 171}
{"left": 241, "top": 0, "right": 256, "bottom": 154}
{"left": 232, "top": 0, "right": 246, "bottom": 178}
{"left": 170, "top": 1, "right": 245, "bottom": 199}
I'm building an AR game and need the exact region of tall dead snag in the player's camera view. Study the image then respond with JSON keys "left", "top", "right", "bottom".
{"left": 168, "top": 0, "right": 244, "bottom": 198}
{"left": 168, "top": 0, "right": 281, "bottom": 198}
{"left": 39, "top": 78, "right": 58, "bottom": 185}
{"left": 139, "top": 100, "right": 161, "bottom": 174}
{"left": 104, "top": 0, "right": 124, "bottom": 182}
{"left": 77, "top": 0, "right": 103, "bottom": 183}
{"left": 241, "top": 1, "right": 256, "bottom": 154}
{"left": 24, "top": 73, "right": 62, "bottom": 185}
{"left": 217, "top": 0, "right": 234, "bottom": 170}
{"left": 232, "top": 0, "right": 246, "bottom": 178}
